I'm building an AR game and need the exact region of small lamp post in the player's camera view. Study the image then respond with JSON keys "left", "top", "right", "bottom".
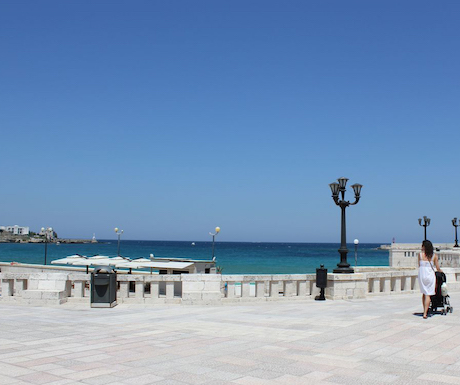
{"left": 209, "top": 227, "right": 220, "bottom": 260}
{"left": 41, "top": 227, "right": 53, "bottom": 265}
{"left": 114, "top": 227, "right": 123, "bottom": 256}
{"left": 354, "top": 239, "right": 359, "bottom": 267}
{"left": 418, "top": 216, "right": 430, "bottom": 241}
{"left": 329, "top": 177, "right": 363, "bottom": 274}
{"left": 453, "top": 218, "right": 459, "bottom": 248}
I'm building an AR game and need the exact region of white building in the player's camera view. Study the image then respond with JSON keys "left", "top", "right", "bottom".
{"left": 38, "top": 228, "right": 54, "bottom": 239}
{"left": 0, "top": 225, "right": 30, "bottom": 235}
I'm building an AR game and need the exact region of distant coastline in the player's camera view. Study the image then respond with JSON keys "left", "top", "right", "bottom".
{"left": 0, "top": 234, "right": 97, "bottom": 244}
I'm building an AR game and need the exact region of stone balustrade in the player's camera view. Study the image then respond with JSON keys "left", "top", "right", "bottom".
{"left": 3, "top": 262, "right": 460, "bottom": 306}
{"left": 66, "top": 273, "right": 183, "bottom": 304}
{"left": 222, "top": 274, "right": 318, "bottom": 302}
{"left": 389, "top": 243, "right": 460, "bottom": 268}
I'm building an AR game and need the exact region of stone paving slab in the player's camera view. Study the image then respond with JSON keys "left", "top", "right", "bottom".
{"left": 0, "top": 293, "right": 459, "bottom": 384}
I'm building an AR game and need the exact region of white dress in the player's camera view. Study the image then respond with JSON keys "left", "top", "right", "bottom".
{"left": 418, "top": 256, "right": 436, "bottom": 296}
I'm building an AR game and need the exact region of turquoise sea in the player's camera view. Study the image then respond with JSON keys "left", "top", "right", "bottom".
{"left": 0, "top": 241, "right": 389, "bottom": 274}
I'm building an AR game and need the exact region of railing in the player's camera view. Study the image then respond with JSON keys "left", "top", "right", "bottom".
{"left": 438, "top": 252, "right": 460, "bottom": 268}
{"left": 67, "top": 273, "right": 182, "bottom": 303}
{"left": 389, "top": 246, "right": 460, "bottom": 268}
{"left": 363, "top": 270, "right": 419, "bottom": 295}
{"left": 222, "top": 274, "right": 317, "bottom": 301}
{"left": 0, "top": 269, "right": 183, "bottom": 304}
{"left": 2, "top": 263, "right": 460, "bottom": 304}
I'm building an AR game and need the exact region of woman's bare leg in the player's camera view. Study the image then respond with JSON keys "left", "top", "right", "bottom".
{"left": 423, "top": 294, "right": 431, "bottom": 318}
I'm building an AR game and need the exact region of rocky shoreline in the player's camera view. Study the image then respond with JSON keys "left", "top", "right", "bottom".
{"left": 0, "top": 235, "right": 97, "bottom": 244}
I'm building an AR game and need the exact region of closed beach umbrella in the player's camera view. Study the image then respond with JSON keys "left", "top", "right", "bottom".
{"left": 52, "top": 255, "right": 90, "bottom": 273}
{"left": 128, "top": 258, "right": 157, "bottom": 274}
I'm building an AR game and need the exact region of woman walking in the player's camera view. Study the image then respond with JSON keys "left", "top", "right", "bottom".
{"left": 418, "top": 240, "right": 442, "bottom": 319}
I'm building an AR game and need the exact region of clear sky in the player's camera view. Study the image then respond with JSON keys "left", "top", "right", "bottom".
{"left": 1, "top": 1, "right": 459, "bottom": 243}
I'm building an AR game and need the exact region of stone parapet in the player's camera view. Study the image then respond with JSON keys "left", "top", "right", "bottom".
{"left": 389, "top": 243, "right": 460, "bottom": 268}
{"left": 2, "top": 263, "right": 460, "bottom": 306}
{"left": 326, "top": 273, "right": 367, "bottom": 300}
{"left": 181, "top": 274, "right": 222, "bottom": 305}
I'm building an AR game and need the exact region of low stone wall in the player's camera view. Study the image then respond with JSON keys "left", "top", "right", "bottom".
{"left": 389, "top": 243, "right": 460, "bottom": 268}
{"left": 222, "top": 274, "right": 319, "bottom": 302}
{"left": 2, "top": 263, "right": 460, "bottom": 306}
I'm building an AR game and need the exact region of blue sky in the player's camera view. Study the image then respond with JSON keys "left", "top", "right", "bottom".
{"left": 1, "top": 1, "right": 459, "bottom": 243}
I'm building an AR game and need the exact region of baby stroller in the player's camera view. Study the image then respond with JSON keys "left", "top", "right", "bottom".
{"left": 430, "top": 271, "right": 453, "bottom": 315}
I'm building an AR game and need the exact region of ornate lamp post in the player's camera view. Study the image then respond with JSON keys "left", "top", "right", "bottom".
{"left": 209, "top": 227, "right": 220, "bottom": 260}
{"left": 452, "top": 218, "right": 459, "bottom": 248}
{"left": 418, "top": 216, "right": 430, "bottom": 241}
{"left": 41, "top": 227, "right": 53, "bottom": 265}
{"left": 329, "top": 177, "right": 363, "bottom": 274}
{"left": 114, "top": 227, "right": 123, "bottom": 256}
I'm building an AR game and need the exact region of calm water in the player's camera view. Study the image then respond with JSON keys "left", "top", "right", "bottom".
{"left": 0, "top": 241, "right": 389, "bottom": 274}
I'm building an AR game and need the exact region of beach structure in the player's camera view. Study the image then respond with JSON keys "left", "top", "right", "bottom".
{"left": 149, "top": 256, "right": 217, "bottom": 274}
{"left": 50, "top": 255, "right": 216, "bottom": 275}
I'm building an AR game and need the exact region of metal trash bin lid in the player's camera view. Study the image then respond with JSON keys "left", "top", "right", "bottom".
{"left": 93, "top": 266, "right": 115, "bottom": 274}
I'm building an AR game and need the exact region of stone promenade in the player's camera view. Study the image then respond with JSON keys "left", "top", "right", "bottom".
{"left": 1, "top": 293, "right": 459, "bottom": 385}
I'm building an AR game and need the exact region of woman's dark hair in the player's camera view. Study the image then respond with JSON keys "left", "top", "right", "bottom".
{"left": 422, "top": 240, "right": 434, "bottom": 258}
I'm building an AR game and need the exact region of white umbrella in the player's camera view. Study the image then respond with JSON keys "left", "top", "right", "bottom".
{"left": 52, "top": 255, "right": 90, "bottom": 272}
{"left": 89, "top": 255, "right": 112, "bottom": 259}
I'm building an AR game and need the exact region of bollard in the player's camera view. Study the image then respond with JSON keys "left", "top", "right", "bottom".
{"left": 315, "top": 264, "right": 327, "bottom": 301}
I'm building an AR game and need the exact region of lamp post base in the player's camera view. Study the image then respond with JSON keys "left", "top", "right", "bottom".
{"left": 333, "top": 266, "right": 354, "bottom": 274}
{"left": 334, "top": 249, "right": 354, "bottom": 274}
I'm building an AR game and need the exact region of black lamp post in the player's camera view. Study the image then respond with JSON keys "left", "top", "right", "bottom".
{"left": 329, "top": 177, "right": 363, "bottom": 274}
{"left": 209, "top": 227, "right": 220, "bottom": 260}
{"left": 354, "top": 238, "right": 359, "bottom": 267}
{"left": 418, "top": 216, "right": 430, "bottom": 241}
{"left": 452, "top": 218, "right": 459, "bottom": 248}
{"left": 114, "top": 227, "right": 123, "bottom": 256}
{"left": 41, "top": 227, "right": 53, "bottom": 265}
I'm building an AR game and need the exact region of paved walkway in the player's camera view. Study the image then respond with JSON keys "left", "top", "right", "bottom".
{"left": 0, "top": 293, "right": 459, "bottom": 385}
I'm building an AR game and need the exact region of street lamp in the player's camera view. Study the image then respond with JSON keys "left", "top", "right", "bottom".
{"left": 452, "top": 218, "right": 459, "bottom": 248}
{"left": 354, "top": 239, "right": 359, "bottom": 267}
{"left": 329, "top": 177, "right": 363, "bottom": 274}
{"left": 209, "top": 227, "right": 220, "bottom": 260}
{"left": 418, "top": 216, "right": 430, "bottom": 241}
{"left": 41, "top": 227, "right": 53, "bottom": 265}
{"left": 114, "top": 227, "right": 123, "bottom": 256}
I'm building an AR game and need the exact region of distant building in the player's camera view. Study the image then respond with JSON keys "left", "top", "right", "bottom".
{"left": 39, "top": 228, "right": 55, "bottom": 239}
{"left": 0, "top": 225, "right": 30, "bottom": 235}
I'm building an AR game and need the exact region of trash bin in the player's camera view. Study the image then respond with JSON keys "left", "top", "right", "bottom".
{"left": 315, "top": 264, "right": 327, "bottom": 301}
{"left": 91, "top": 266, "right": 117, "bottom": 308}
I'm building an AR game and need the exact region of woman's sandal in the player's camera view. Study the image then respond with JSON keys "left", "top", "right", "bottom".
{"left": 423, "top": 315, "right": 428, "bottom": 319}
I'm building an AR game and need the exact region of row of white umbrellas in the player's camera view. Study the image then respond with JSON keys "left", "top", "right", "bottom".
{"left": 51, "top": 254, "right": 194, "bottom": 272}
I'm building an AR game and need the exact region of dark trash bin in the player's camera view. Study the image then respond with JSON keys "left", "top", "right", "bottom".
{"left": 91, "top": 266, "right": 117, "bottom": 308}
{"left": 315, "top": 264, "right": 327, "bottom": 301}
